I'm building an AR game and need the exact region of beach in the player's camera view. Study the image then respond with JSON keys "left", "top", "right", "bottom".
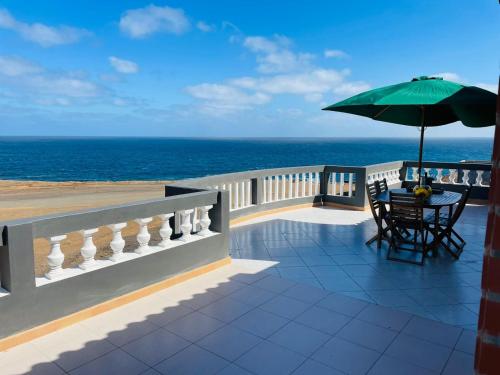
{"left": 0, "top": 180, "right": 172, "bottom": 276}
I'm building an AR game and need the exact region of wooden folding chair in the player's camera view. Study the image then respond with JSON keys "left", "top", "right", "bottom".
{"left": 425, "top": 186, "right": 472, "bottom": 259}
{"left": 387, "top": 192, "right": 426, "bottom": 265}
{"left": 365, "top": 182, "right": 390, "bottom": 248}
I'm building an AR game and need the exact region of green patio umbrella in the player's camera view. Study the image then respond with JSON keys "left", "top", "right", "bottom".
{"left": 323, "top": 76, "right": 497, "bottom": 181}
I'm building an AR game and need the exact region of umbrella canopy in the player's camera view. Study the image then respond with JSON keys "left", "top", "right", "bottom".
{"left": 323, "top": 76, "right": 497, "bottom": 180}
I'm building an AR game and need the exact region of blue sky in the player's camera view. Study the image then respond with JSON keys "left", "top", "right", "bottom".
{"left": 0, "top": 0, "right": 498, "bottom": 137}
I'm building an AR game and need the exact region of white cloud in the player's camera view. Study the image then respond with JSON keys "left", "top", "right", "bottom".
{"left": 477, "top": 83, "right": 497, "bottom": 93}
{"left": 109, "top": 56, "right": 139, "bottom": 74}
{"left": 0, "top": 56, "right": 42, "bottom": 76}
{"left": 324, "top": 49, "right": 349, "bottom": 59}
{"left": 0, "top": 8, "right": 90, "bottom": 47}
{"left": 119, "top": 5, "right": 190, "bottom": 38}
{"left": 243, "top": 35, "right": 313, "bottom": 74}
{"left": 185, "top": 83, "right": 271, "bottom": 115}
{"left": 196, "top": 21, "right": 215, "bottom": 32}
{"left": 432, "top": 72, "right": 463, "bottom": 83}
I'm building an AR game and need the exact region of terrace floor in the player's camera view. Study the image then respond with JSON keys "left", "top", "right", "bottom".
{"left": 1, "top": 259, "right": 475, "bottom": 375}
{"left": 231, "top": 205, "right": 486, "bottom": 331}
{"left": 1, "top": 205, "right": 484, "bottom": 374}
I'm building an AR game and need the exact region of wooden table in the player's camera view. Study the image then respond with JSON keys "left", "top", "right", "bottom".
{"left": 375, "top": 188, "right": 462, "bottom": 254}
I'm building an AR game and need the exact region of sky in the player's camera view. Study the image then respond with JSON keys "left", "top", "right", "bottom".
{"left": 0, "top": 0, "right": 498, "bottom": 138}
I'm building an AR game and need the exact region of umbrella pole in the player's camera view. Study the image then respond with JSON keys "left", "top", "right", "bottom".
{"left": 417, "top": 106, "right": 425, "bottom": 183}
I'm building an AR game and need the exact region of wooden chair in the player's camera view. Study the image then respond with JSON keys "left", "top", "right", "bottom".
{"left": 365, "top": 182, "right": 390, "bottom": 248}
{"left": 377, "top": 178, "right": 389, "bottom": 194}
{"left": 387, "top": 192, "right": 426, "bottom": 265}
{"left": 425, "top": 186, "right": 471, "bottom": 259}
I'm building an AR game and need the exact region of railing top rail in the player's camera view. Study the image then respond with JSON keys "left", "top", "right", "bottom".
{"left": 1, "top": 188, "right": 218, "bottom": 238}
{"left": 172, "top": 165, "right": 326, "bottom": 187}
{"left": 364, "top": 161, "right": 405, "bottom": 173}
{"left": 403, "top": 160, "right": 492, "bottom": 170}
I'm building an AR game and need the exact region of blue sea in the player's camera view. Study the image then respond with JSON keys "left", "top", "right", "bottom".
{"left": 0, "top": 137, "right": 493, "bottom": 181}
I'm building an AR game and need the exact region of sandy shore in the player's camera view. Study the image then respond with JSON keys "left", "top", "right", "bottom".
{"left": 0, "top": 180, "right": 173, "bottom": 276}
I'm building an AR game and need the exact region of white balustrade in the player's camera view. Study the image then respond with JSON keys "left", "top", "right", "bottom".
{"left": 198, "top": 205, "right": 213, "bottom": 236}
{"left": 79, "top": 228, "right": 99, "bottom": 270}
{"left": 281, "top": 175, "right": 286, "bottom": 200}
{"left": 436, "top": 169, "right": 444, "bottom": 183}
{"left": 108, "top": 223, "right": 127, "bottom": 262}
{"left": 179, "top": 209, "right": 194, "bottom": 242}
{"left": 462, "top": 170, "right": 470, "bottom": 185}
{"left": 158, "top": 214, "right": 174, "bottom": 248}
{"left": 348, "top": 173, "right": 353, "bottom": 197}
{"left": 135, "top": 218, "right": 152, "bottom": 254}
{"left": 45, "top": 235, "right": 67, "bottom": 280}
{"left": 475, "top": 170, "right": 484, "bottom": 186}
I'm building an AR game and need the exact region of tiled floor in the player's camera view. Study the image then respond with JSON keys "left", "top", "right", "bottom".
{"left": 0, "top": 259, "right": 475, "bottom": 375}
{"left": 231, "top": 205, "right": 487, "bottom": 331}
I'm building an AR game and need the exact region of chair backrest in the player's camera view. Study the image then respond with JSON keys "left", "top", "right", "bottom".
{"left": 389, "top": 191, "right": 424, "bottom": 228}
{"left": 366, "top": 182, "right": 381, "bottom": 220}
{"left": 449, "top": 185, "right": 472, "bottom": 227}
{"left": 378, "top": 178, "right": 389, "bottom": 193}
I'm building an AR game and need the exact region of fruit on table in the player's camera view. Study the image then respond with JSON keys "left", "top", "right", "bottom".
{"left": 413, "top": 185, "right": 432, "bottom": 198}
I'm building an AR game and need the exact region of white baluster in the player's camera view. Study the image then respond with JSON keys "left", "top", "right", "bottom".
{"left": 436, "top": 169, "right": 443, "bottom": 183}
{"left": 274, "top": 176, "right": 279, "bottom": 201}
{"left": 348, "top": 173, "right": 353, "bottom": 197}
{"left": 288, "top": 174, "right": 293, "bottom": 198}
{"left": 228, "top": 183, "right": 233, "bottom": 209}
{"left": 340, "top": 173, "right": 345, "bottom": 196}
{"left": 300, "top": 173, "right": 305, "bottom": 197}
{"left": 135, "top": 218, "right": 152, "bottom": 254}
{"left": 179, "top": 209, "right": 194, "bottom": 242}
{"left": 315, "top": 172, "right": 320, "bottom": 194}
{"left": 281, "top": 175, "right": 286, "bottom": 200}
{"left": 79, "top": 228, "right": 98, "bottom": 270}
{"left": 221, "top": 183, "right": 226, "bottom": 190}
{"left": 158, "top": 214, "right": 174, "bottom": 248}
{"left": 198, "top": 205, "right": 213, "bottom": 236}
{"left": 108, "top": 223, "right": 127, "bottom": 261}
{"left": 214, "top": 185, "right": 219, "bottom": 190}
{"left": 308, "top": 172, "right": 313, "bottom": 196}
{"left": 234, "top": 182, "right": 240, "bottom": 209}
{"left": 45, "top": 234, "right": 67, "bottom": 279}
{"left": 294, "top": 173, "right": 299, "bottom": 198}
{"left": 241, "top": 181, "right": 246, "bottom": 208}
{"left": 462, "top": 170, "right": 470, "bottom": 185}
{"left": 332, "top": 172, "right": 337, "bottom": 195}
{"left": 449, "top": 169, "right": 457, "bottom": 184}
{"left": 262, "top": 177, "right": 267, "bottom": 203}
{"left": 412, "top": 167, "right": 419, "bottom": 181}
{"left": 246, "top": 180, "right": 252, "bottom": 206}
{"left": 475, "top": 170, "right": 484, "bottom": 186}
{"left": 268, "top": 177, "right": 273, "bottom": 202}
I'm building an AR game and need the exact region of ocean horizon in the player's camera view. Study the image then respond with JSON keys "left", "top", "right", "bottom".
{"left": 0, "top": 136, "right": 493, "bottom": 182}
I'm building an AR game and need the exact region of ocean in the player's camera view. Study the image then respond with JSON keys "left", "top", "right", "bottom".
{"left": 0, "top": 137, "right": 493, "bottom": 181}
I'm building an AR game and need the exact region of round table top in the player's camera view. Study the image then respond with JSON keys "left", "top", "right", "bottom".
{"left": 376, "top": 188, "right": 462, "bottom": 208}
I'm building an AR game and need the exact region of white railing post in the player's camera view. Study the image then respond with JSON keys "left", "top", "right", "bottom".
{"left": 462, "top": 170, "right": 470, "bottom": 185}
{"left": 339, "top": 173, "right": 345, "bottom": 196}
{"left": 158, "top": 214, "right": 174, "bottom": 248}
{"left": 108, "top": 223, "right": 127, "bottom": 262}
{"left": 245, "top": 180, "right": 251, "bottom": 206}
{"left": 241, "top": 181, "right": 246, "bottom": 208}
{"left": 332, "top": 172, "right": 337, "bottom": 195}
{"left": 45, "top": 235, "right": 67, "bottom": 280}
{"left": 294, "top": 173, "right": 299, "bottom": 198}
{"left": 348, "top": 173, "right": 353, "bottom": 197}
{"left": 288, "top": 174, "right": 293, "bottom": 199}
{"left": 179, "top": 209, "right": 194, "bottom": 242}
{"left": 475, "top": 170, "right": 484, "bottom": 186}
{"left": 274, "top": 176, "right": 279, "bottom": 201}
{"left": 267, "top": 177, "right": 273, "bottom": 202}
{"left": 281, "top": 175, "right": 286, "bottom": 200}
{"left": 198, "top": 205, "right": 213, "bottom": 236}
{"left": 436, "top": 169, "right": 443, "bottom": 183}
{"left": 315, "top": 172, "right": 320, "bottom": 194}
{"left": 135, "top": 218, "right": 152, "bottom": 254}
{"left": 262, "top": 177, "right": 267, "bottom": 203}
{"left": 234, "top": 182, "right": 240, "bottom": 209}
{"left": 301, "top": 173, "right": 305, "bottom": 197}
{"left": 308, "top": 172, "right": 313, "bottom": 196}
{"left": 228, "top": 183, "right": 233, "bottom": 209}
{"left": 79, "top": 228, "right": 99, "bottom": 270}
